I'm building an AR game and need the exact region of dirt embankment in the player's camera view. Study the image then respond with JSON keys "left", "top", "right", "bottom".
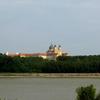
{"left": 0, "top": 73, "right": 100, "bottom": 78}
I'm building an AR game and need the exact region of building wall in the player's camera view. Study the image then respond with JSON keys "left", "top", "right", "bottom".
{"left": 5, "top": 44, "right": 67, "bottom": 60}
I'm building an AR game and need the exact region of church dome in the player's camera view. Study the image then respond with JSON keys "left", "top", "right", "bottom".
{"left": 49, "top": 44, "right": 54, "bottom": 49}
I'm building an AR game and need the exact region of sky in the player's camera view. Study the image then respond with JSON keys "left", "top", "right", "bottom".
{"left": 0, "top": 0, "right": 100, "bottom": 55}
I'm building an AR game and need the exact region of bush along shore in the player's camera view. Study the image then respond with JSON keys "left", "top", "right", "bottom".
{"left": 76, "top": 84, "right": 100, "bottom": 100}
{"left": 0, "top": 53, "right": 100, "bottom": 73}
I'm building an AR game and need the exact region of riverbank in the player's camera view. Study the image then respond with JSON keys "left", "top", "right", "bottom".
{"left": 0, "top": 73, "right": 100, "bottom": 78}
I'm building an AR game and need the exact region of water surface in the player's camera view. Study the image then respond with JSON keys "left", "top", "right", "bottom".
{"left": 0, "top": 78, "right": 100, "bottom": 100}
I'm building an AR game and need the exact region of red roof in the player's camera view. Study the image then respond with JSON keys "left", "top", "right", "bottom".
{"left": 19, "top": 53, "right": 33, "bottom": 57}
{"left": 7, "top": 52, "right": 57, "bottom": 57}
{"left": 19, "top": 53, "right": 47, "bottom": 57}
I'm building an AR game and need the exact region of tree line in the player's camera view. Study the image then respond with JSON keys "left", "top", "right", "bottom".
{"left": 0, "top": 53, "right": 100, "bottom": 73}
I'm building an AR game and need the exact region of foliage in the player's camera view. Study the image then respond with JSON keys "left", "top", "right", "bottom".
{"left": 0, "top": 54, "right": 100, "bottom": 73}
{"left": 76, "top": 85, "right": 100, "bottom": 100}
{"left": 76, "top": 84, "right": 96, "bottom": 100}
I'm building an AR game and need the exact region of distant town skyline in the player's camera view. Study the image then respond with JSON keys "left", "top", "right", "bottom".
{"left": 0, "top": 0, "right": 100, "bottom": 55}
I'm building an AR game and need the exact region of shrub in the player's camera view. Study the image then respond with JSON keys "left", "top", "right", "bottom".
{"left": 76, "top": 84, "right": 96, "bottom": 100}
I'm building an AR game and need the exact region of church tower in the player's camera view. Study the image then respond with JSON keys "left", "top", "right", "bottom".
{"left": 46, "top": 44, "right": 64, "bottom": 60}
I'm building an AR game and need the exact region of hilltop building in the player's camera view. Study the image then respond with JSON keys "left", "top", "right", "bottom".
{"left": 46, "top": 44, "right": 67, "bottom": 60}
{"left": 5, "top": 44, "right": 67, "bottom": 60}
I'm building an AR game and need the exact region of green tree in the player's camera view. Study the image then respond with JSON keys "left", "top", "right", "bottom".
{"left": 76, "top": 84, "right": 96, "bottom": 100}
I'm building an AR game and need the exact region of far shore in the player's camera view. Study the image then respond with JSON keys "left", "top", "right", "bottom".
{"left": 0, "top": 73, "right": 100, "bottom": 78}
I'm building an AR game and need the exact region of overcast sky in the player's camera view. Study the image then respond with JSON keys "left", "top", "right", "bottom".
{"left": 0, "top": 0, "right": 100, "bottom": 55}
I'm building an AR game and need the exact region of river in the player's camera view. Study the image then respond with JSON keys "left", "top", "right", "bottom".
{"left": 0, "top": 78, "right": 100, "bottom": 100}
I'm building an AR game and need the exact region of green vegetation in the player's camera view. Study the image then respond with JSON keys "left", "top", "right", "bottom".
{"left": 0, "top": 53, "right": 100, "bottom": 73}
{"left": 76, "top": 84, "right": 100, "bottom": 100}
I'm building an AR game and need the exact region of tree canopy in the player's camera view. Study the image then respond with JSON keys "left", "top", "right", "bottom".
{"left": 0, "top": 54, "right": 100, "bottom": 73}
